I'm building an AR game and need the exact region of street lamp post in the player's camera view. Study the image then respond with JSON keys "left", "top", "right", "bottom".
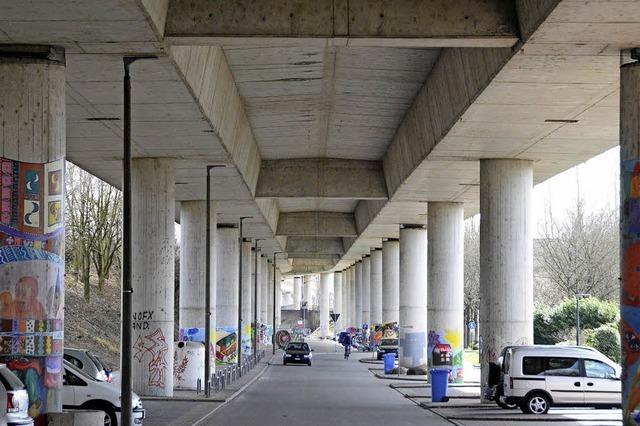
{"left": 238, "top": 216, "right": 252, "bottom": 370}
{"left": 253, "top": 239, "right": 264, "bottom": 357}
{"left": 575, "top": 293, "right": 590, "bottom": 345}
{"left": 204, "top": 164, "right": 225, "bottom": 397}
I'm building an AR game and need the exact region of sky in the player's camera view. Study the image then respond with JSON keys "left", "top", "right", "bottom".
{"left": 532, "top": 146, "right": 619, "bottom": 231}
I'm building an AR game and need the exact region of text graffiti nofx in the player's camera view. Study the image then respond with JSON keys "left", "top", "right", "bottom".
{"left": 132, "top": 310, "right": 155, "bottom": 330}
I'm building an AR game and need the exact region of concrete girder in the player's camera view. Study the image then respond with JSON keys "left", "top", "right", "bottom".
{"left": 276, "top": 212, "right": 357, "bottom": 238}
{"left": 285, "top": 237, "right": 345, "bottom": 256}
{"left": 256, "top": 159, "right": 387, "bottom": 199}
{"left": 165, "top": 0, "right": 519, "bottom": 48}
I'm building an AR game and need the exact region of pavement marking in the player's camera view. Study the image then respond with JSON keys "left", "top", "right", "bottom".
{"left": 191, "top": 356, "right": 273, "bottom": 426}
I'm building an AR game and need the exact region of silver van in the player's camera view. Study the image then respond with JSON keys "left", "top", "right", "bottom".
{"left": 502, "top": 345, "right": 621, "bottom": 414}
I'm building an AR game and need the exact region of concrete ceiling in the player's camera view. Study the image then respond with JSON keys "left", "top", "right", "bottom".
{"left": 0, "top": 0, "right": 631, "bottom": 274}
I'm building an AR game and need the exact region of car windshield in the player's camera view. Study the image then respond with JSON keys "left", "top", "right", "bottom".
{"left": 0, "top": 367, "right": 25, "bottom": 391}
{"left": 381, "top": 339, "right": 398, "bottom": 346}
{"left": 287, "top": 343, "right": 309, "bottom": 351}
{"left": 63, "top": 360, "right": 98, "bottom": 382}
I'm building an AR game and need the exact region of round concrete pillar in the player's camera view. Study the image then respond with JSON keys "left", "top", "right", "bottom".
{"left": 240, "top": 239, "right": 252, "bottom": 356}
{"left": 382, "top": 239, "right": 400, "bottom": 324}
{"left": 619, "top": 59, "right": 640, "bottom": 424}
{"left": 479, "top": 159, "right": 533, "bottom": 397}
{"left": 362, "top": 255, "right": 371, "bottom": 326}
{"left": 293, "top": 276, "right": 302, "bottom": 310}
{"left": 350, "top": 266, "right": 356, "bottom": 328}
{"left": 131, "top": 158, "right": 175, "bottom": 396}
{"left": 355, "top": 261, "right": 363, "bottom": 328}
{"left": 266, "top": 259, "right": 274, "bottom": 344}
{"left": 399, "top": 225, "right": 428, "bottom": 369}
{"left": 320, "top": 272, "right": 332, "bottom": 338}
{"left": 333, "top": 271, "right": 343, "bottom": 332}
{"left": 260, "top": 256, "right": 268, "bottom": 325}
{"left": 179, "top": 201, "right": 216, "bottom": 350}
{"left": 275, "top": 269, "right": 282, "bottom": 328}
{"left": 370, "top": 249, "right": 383, "bottom": 326}
{"left": 0, "top": 46, "right": 66, "bottom": 417}
{"left": 255, "top": 253, "right": 263, "bottom": 325}
{"left": 428, "top": 202, "right": 464, "bottom": 382}
{"left": 216, "top": 226, "right": 239, "bottom": 365}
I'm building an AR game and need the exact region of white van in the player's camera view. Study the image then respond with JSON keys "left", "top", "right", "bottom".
{"left": 502, "top": 345, "right": 621, "bottom": 414}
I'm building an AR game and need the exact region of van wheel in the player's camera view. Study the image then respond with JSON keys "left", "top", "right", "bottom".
{"left": 521, "top": 393, "right": 550, "bottom": 415}
{"left": 83, "top": 402, "right": 117, "bottom": 426}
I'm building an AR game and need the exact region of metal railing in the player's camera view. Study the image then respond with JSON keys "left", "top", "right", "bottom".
{"left": 199, "top": 349, "right": 267, "bottom": 395}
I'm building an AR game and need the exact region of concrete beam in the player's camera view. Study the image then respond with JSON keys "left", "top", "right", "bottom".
{"left": 256, "top": 159, "right": 387, "bottom": 199}
{"left": 165, "top": 0, "right": 519, "bottom": 48}
{"left": 277, "top": 212, "right": 357, "bottom": 238}
{"left": 286, "top": 237, "right": 345, "bottom": 256}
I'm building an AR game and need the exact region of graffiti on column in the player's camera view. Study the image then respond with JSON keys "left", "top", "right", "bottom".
{"left": 241, "top": 322, "right": 253, "bottom": 355}
{"left": 215, "top": 327, "right": 237, "bottom": 364}
{"left": 133, "top": 328, "right": 169, "bottom": 388}
{"left": 428, "top": 329, "right": 464, "bottom": 382}
{"left": 621, "top": 160, "right": 640, "bottom": 421}
{"left": 0, "top": 157, "right": 65, "bottom": 419}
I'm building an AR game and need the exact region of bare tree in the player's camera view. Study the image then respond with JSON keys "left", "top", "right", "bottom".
{"left": 66, "top": 163, "right": 122, "bottom": 300}
{"left": 90, "top": 181, "right": 122, "bottom": 291}
{"left": 535, "top": 197, "right": 618, "bottom": 304}
{"left": 464, "top": 219, "right": 480, "bottom": 347}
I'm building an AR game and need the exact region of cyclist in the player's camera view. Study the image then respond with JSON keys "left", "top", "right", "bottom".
{"left": 343, "top": 333, "right": 352, "bottom": 359}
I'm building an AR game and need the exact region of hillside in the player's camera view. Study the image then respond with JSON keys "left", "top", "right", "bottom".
{"left": 64, "top": 273, "right": 121, "bottom": 369}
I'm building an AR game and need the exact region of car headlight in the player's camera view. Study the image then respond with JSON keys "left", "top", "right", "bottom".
{"left": 308, "top": 353, "right": 312, "bottom": 358}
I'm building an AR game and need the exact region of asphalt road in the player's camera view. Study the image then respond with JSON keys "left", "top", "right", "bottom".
{"left": 201, "top": 339, "right": 449, "bottom": 426}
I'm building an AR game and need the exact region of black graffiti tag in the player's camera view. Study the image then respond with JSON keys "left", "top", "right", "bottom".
{"left": 132, "top": 310, "right": 155, "bottom": 330}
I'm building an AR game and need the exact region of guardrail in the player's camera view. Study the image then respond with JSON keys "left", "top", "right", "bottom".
{"left": 198, "top": 349, "right": 267, "bottom": 395}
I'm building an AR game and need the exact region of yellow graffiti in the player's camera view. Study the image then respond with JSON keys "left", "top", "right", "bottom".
{"left": 444, "top": 330, "right": 463, "bottom": 350}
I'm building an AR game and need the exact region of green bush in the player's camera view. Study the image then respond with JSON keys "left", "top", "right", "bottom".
{"left": 585, "top": 323, "right": 620, "bottom": 363}
{"left": 534, "top": 298, "right": 619, "bottom": 345}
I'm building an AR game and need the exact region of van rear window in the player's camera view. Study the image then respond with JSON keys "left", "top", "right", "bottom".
{"left": 522, "top": 357, "right": 580, "bottom": 377}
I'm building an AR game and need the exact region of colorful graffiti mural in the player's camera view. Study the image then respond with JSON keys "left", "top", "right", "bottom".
{"left": 259, "top": 323, "right": 273, "bottom": 346}
{"left": 241, "top": 322, "right": 253, "bottom": 356}
{"left": 428, "top": 329, "right": 464, "bottom": 383}
{"left": 622, "top": 160, "right": 640, "bottom": 422}
{"left": 0, "top": 157, "right": 65, "bottom": 420}
{"left": 215, "top": 327, "right": 237, "bottom": 364}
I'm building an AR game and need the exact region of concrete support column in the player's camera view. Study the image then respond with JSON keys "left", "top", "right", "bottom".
{"left": 303, "top": 275, "right": 313, "bottom": 310}
{"left": 428, "top": 202, "right": 464, "bottom": 382}
{"left": 266, "top": 259, "right": 274, "bottom": 344}
{"left": 293, "top": 276, "right": 302, "bottom": 310}
{"left": 619, "top": 58, "right": 640, "bottom": 424}
{"left": 240, "top": 239, "right": 252, "bottom": 356}
{"left": 355, "top": 261, "right": 363, "bottom": 328}
{"left": 350, "top": 266, "right": 356, "bottom": 328}
{"left": 132, "top": 158, "right": 175, "bottom": 396}
{"left": 370, "top": 249, "right": 383, "bottom": 326}
{"left": 362, "top": 255, "right": 371, "bottom": 326}
{"left": 382, "top": 239, "right": 400, "bottom": 324}
{"left": 333, "top": 271, "right": 343, "bottom": 332}
{"left": 255, "top": 254, "right": 263, "bottom": 325}
{"left": 275, "top": 269, "right": 282, "bottom": 328}
{"left": 399, "top": 225, "right": 428, "bottom": 369}
{"left": 320, "top": 272, "right": 332, "bottom": 338}
{"left": 178, "top": 201, "right": 216, "bottom": 348}
{"left": 216, "top": 226, "right": 239, "bottom": 365}
{"left": 341, "top": 270, "right": 348, "bottom": 329}
{"left": 260, "top": 256, "right": 268, "bottom": 323}
{"left": 479, "top": 159, "right": 533, "bottom": 396}
{"left": 0, "top": 46, "right": 66, "bottom": 416}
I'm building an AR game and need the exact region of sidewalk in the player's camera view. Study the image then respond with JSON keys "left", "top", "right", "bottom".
{"left": 141, "top": 350, "right": 275, "bottom": 426}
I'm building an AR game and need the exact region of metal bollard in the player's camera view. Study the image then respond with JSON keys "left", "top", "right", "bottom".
{"left": 197, "top": 378, "right": 202, "bottom": 394}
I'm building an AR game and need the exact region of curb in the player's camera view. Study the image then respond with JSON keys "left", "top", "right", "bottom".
{"left": 192, "top": 354, "right": 274, "bottom": 426}
{"left": 141, "top": 396, "right": 225, "bottom": 403}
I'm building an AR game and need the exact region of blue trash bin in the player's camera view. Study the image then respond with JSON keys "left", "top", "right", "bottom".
{"left": 383, "top": 353, "right": 395, "bottom": 374}
{"left": 430, "top": 368, "right": 449, "bottom": 402}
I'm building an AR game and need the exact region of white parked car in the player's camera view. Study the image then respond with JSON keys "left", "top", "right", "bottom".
{"left": 502, "top": 345, "right": 621, "bottom": 414}
{"left": 0, "top": 365, "right": 30, "bottom": 426}
{"left": 64, "top": 348, "right": 112, "bottom": 383}
{"left": 62, "top": 360, "right": 145, "bottom": 426}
